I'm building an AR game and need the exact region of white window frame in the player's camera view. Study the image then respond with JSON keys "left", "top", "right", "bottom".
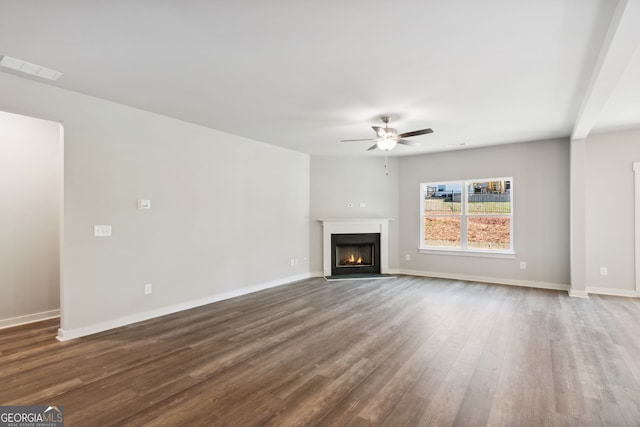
{"left": 419, "top": 177, "right": 515, "bottom": 258}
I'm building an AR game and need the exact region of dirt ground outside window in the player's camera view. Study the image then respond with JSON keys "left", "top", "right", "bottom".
{"left": 424, "top": 217, "right": 510, "bottom": 249}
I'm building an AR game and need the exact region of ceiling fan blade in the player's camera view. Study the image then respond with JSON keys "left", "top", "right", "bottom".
{"left": 397, "top": 139, "right": 421, "bottom": 146}
{"left": 398, "top": 128, "right": 434, "bottom": 138}
{"left": 341, "top": 138, "right": 376, "bottom": 142}
{"left": 367, "top": 143, "right": 378, "bottom": 151}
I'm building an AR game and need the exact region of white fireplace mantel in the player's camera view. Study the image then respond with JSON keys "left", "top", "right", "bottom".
{"left": 319, "top": 218, "right": 392, "bottom": 277}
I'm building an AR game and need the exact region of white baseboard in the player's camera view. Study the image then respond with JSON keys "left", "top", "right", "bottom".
{"left": 399, "top": 270, "right": 638, "bottom": 299}
{"left": 57, "top": 273, "right": 312, "bottom": 341}
{"left": 568, "top": 289, "right": 589, "bottom": 298}
{"left": 55, "top": 271, "right": 638, "bottom": 341}
{"left": 400, "top": 269, "right": 570, "bottom": 292}
{"left": 587, "top": 287, "right": 639, "bottom": 298}
{"left": 0, "top": 309, "right": 60, "bottom": 330}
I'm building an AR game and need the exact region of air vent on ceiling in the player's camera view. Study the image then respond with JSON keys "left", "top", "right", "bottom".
{"left": 0, "top": 55, "right": 62, "bottom": 81}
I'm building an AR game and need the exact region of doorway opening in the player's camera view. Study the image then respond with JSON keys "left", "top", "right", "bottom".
{"left": 0, "top": 110, "right": 63, "bottom": 330}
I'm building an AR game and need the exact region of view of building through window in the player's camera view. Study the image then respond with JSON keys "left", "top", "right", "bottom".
{"left": 421, "top": 178, "right": 512, "bottom": 251}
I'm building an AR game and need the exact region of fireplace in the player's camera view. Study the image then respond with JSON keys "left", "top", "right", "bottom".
{"left": 320, "top": 219, "right": 392, "bottom": 278}
{"left": 331, "top": 233, "right": 381, "bottom": 276}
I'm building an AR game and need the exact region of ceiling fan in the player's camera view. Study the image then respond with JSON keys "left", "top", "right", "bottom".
{"left": 341, "top": 116, "right": 434, "bottom": 151}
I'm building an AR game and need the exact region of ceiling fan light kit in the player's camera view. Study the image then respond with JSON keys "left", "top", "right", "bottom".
{"left": 341, "top": 116, "right": 433, "bottom": 152}
{"left": 376, "top": 138, "right": 397, "bottom": 151}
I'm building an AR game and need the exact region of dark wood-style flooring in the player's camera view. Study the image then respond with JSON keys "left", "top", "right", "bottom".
{"left": 2, "top": 276, "right": 640, "bottom": 426}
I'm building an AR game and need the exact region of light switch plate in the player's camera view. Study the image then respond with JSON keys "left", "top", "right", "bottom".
{"left": 94, "top": 225, "right": 112, "bottom": 237}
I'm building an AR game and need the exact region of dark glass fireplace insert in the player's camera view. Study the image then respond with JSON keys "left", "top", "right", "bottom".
{"left": 331, "top": 233, "right": 381, "bottom": 276}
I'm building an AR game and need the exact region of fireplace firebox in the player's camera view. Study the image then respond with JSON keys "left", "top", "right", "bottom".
{"left": 331, "top": 233, "right": 381, "bottom": 276}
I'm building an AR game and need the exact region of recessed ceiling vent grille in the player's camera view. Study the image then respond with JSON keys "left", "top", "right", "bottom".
{"left": 0, "top": 55, "right": 62, "bottom": 81}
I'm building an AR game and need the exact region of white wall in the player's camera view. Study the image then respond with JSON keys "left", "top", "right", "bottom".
{"left": 0, "top": 111, "right": 61, "bottom": 327}
{"left": 398, "top": 140, "right": 571, "bottom": 289}
{"left": 0, "top": 72, "right": 310, "bottom": 339}
{"left": 309, "top": 156, "right": 400, "bottom": 274}
{"left": 584, "top": 129, "right": 639, "bottom": 294}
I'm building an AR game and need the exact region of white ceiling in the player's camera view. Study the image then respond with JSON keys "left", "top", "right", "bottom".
{"left": 1, "top": 0, "right": 639, "bottom": 156}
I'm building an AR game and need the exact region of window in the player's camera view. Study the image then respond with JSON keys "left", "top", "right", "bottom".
{"left": 420, "top": 177, "right": 513, "bottom": 254}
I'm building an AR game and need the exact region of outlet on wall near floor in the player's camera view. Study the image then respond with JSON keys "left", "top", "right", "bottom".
{"left": 600, "top": 267, "right": 608, "bottom": 275}
{"left": 144, "top": 283, "right": 152, "bottom": 294}
{"left": 405, "top": 254, "right": 411, "bottom": 261}
{"left": 520, "top": 261, "right": 526, "bottom": 270}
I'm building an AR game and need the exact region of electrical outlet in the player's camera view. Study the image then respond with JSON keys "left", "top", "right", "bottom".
{"left": 290, "top": 258, "right": 295, "bottom": 267}
{"left": 520, "top": 262, "right": 526, "bottom": 270}
{"left": 600, "top": 267, "right": 608, "bottom": 276}
{"left": 405, "top": 254, "right": 411, "bottom": 261}
{"left": 144, "top": 283, "right": 152, "bottom": 294}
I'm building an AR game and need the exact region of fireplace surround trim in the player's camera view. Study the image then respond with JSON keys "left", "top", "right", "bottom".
{"left": 319, "top": 218, "right": 392, "bottom": 277}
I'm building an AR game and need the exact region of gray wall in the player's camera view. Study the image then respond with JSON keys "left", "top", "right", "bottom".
{"left": 398, "top": 140, "right": 571, "bottom": 288}
{"left": 584, "top": 129, "right": 639, "bottom": 292}
{"left": 0, "top": 111, "right": 61, "bottom": 326}
{"left": 0, "top": 72, "right": 310, "bottom": 338}
{"left": 1, "top": 65, "right": 635, "bottom": 337}
{"left": 310, "top": 156, "right": 400, "bottom": 274}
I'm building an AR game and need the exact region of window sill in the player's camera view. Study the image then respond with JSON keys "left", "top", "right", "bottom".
{"left": 419, "top": 248, "right": 516, "bottom": 259}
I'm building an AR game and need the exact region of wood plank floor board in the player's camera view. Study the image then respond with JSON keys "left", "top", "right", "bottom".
{"left": 311, "top": 323, "right": 429, "bottom": 425}
{"left": 2, "top": 336, "right": 195, "bottom": 404}
{"left": 448, "top": 288, "right": 513, "bottom": 426}
{"left": 553, "top": 294, "right": 602, "bottom": 408}
{"left": 208, "top": 390, "right": 285, "bottom": 427}
{"left": 610, "top": 385, "right": 640, "bottom": 425}
{"left": 120, "top": 381, "right": 226, "bottom": 427}
{"left": 548, "top": 297, "right": 591, "bottom": 419}
{"left": 344, "top": 281, "right": 492, "bottom": 425}
{"left": 569, "top": 301, "right": 621, "bottom": 405}
{"left": 2, "top": 275, "right": 640, "bottom": 426}
{"left": 485, "top": 287, "right": 553, "bottom": 426}
{"left": 386, "top": 285, "right": 503, "bottom": 426}
{"left": 415, "top": 311, "right": 498, "bottom": 426}
{"left": 379, "top": 389, "right": 429, "bottom": 427}
{"left": 355, "top": 335, "right": 437, "bottom": 423}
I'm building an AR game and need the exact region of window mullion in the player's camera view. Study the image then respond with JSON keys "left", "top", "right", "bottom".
{"left": 460, "top": 182, "right": 468, "bottom": 249}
